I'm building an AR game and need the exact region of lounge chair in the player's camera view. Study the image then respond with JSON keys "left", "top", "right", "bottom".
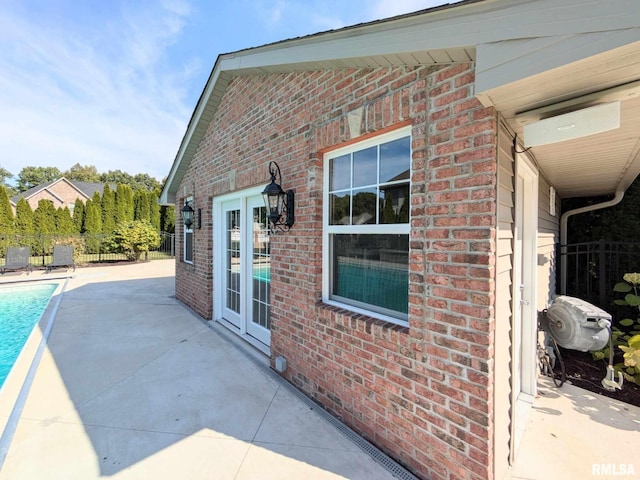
{"left": 1, "top": 246, "right": 33, "bottom": 274}
{"left": 46, "top": 245, "right": 76, "bottom": 272}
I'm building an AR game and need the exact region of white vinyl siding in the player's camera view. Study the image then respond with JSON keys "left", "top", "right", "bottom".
{"left": 494, "top": 120, "right": 515, "bottom": 479}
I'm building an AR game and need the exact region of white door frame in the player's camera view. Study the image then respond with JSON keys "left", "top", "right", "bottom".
{"left": 213, "top": 186, "right": 271, "bottom": 350}
{"left": 510, "top": 152, "right": 538, "bottom": 461}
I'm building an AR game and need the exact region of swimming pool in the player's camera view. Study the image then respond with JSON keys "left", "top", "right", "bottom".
{"left": 0, "top": 283, "right": 57, "bottom": 388}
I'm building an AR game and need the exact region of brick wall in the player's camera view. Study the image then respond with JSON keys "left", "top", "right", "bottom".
{"left": 25, "top": 181, "right": 87, "bottom": 211}
{"left": 177, "top": 63, "right": 498, "bottom": 480}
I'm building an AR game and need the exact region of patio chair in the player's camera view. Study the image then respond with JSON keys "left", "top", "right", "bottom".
{"left": 46, "top": 245, "right": 76, "bottom": 273}
{"left": 1, "top": 246, "right": 33, "bottom": 274}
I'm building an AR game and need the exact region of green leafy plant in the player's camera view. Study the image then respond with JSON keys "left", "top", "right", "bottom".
{"left": 620, "top": 334, "right": 640, "bottom": 368}
{"left": 604, "top": 273, "right": 640, "bottom": 384}
{"left": 105, "top": 221, "right": 160, "bottom": 262}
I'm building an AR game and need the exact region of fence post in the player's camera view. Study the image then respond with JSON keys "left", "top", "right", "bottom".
{"left": 171, "top": 234, "right": 175, "bottom": 257}
{"left": 599, "top": 239, "right": 606, "bottom": 307}
{"left": 41, "top": 233, "right": 45, "bottom": 266}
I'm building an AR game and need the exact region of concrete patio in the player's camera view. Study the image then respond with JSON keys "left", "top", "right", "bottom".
{"left": 0, "top": 260, "right": 638, "bottom": 479}
{"left": 0, "top": 261, "right": 404, "bottom": 480}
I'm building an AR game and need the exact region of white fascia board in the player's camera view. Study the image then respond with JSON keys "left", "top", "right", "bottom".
{"left": 226, "top": 0, "right": 640, "bottom": 73}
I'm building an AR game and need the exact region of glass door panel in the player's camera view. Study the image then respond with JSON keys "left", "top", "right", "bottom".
{"left": 247, "top": 200, "right": 271, "bottom": 345}
{"left": 222, "top": 204, "right": 241, "bottom": 328}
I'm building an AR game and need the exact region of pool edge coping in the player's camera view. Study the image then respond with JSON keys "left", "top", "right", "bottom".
{"left": 0, "top": 278, "right": 68, "bottom": 468}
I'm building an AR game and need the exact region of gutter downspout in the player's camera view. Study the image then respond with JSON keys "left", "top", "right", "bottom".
{"left": 560, "top": 190, "right": 625, "bottom": 294}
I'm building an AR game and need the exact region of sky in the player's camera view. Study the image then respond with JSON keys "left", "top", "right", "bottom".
{"left": 0, "top": 0, "right": 458, "bottom": 183}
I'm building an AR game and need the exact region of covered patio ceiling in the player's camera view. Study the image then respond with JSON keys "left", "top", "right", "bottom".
{"left": 479, "top": 40, "right": 640, "bottom": 200}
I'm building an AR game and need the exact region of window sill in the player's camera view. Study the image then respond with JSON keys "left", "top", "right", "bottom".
{"left": 318, "top": 299, "right": 409, "bottom": 329}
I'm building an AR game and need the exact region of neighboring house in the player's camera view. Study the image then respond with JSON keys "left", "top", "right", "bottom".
{"left": 10, "top": 178, "right": 109, "bottom": 213}
{"left": 160, "top": 1, "right": 640, "bottom": 479}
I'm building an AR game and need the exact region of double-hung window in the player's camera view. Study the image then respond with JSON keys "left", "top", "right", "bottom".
{"left": 323, "top": 127, "right": 411, "bottom": 324}
{"left": 184, "top": 197, "right": 194, "bottom": 264}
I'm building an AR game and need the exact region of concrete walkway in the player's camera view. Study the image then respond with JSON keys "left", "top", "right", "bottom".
{"left": 507, "top": 377, "right": 640, "bottom": 479}
{"left": 0, "top": 261, "right": 402, "bottom": 480}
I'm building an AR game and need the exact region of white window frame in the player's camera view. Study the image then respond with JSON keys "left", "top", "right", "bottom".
{"left": 322, "top": 126, "right": 411, "bottom": 326}
{"left": 183, "top": 196, "right": 194, "bottom": 264}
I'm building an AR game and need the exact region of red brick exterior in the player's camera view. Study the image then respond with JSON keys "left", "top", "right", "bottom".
{"left": 176, "top": 63, "right": 498, "bottom": 480}
{"left": 25, "top": 180, "right": 88, "bottom": 211}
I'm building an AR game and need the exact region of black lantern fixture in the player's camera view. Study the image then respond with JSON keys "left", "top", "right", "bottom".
{"left": 262, "top": 161, "right": 294, "bottom": 233}
{"left": 181, "top": 199, "right": 194, "bottom": 229}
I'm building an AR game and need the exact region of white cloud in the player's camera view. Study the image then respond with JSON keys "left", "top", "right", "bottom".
{"left": 0, "top": 1, "right": 195, "bottom": 181}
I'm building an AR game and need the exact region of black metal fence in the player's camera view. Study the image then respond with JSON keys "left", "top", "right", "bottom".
{"left": 0, "top": 232, "right": 175, "bottom": 268}
{"left": 560, "top": 240, "right": 640, "bottom": 310}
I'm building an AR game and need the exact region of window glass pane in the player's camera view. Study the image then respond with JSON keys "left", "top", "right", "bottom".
{"left": 352, "top": 188, "right": 377, "bottom": 225}
{"left": 185, "top": 231, "right": 193, "bottom": 262}
{"left": 379, "top": 137, "right": 410, "bottom": 183}
{"left": 330, "top": 154, "right": 351, "bottom": 191}
{"left": 330, "top": 192, "right": 351, "bottom": 225}
{"left": 379, "top": 183, "right": 410, "bottom": 224}
{"left": 353, "top": 146, "right": 377, "bottom": 187}
{"left": 226, "top": 209, "right": 240, "bottom": 314}
{"left": 331, "top": 234, "right": 409, "bottom": 316}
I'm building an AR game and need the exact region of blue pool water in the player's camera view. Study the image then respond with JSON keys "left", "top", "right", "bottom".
{"left": 0, "top": 283, "right": 57, "bottom": 388}
{"left": 253, "top": 264, "right": 270, "bottom": 282}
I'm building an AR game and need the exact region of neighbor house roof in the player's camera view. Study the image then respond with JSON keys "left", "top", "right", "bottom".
{"left": 160, "top": 0, "right": 640, "bottom": 204}
{"left": 10, "top": 178, "right": 111, "bottom": 206}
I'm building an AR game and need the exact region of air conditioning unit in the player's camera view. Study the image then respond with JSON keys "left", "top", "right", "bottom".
{"left": 544, "top": 296, "right": 611, "bottom": 352}
{"left": 522, "top": 101, "right": 620, "bottom": 147}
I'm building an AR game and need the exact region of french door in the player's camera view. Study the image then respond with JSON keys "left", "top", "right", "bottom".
{"left": 217, "top": 192, "right": 271, "bottom": 347}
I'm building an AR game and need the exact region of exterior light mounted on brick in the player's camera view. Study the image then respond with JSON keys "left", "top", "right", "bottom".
{"left": 181, "top": 199, "right": 194, "bottom": 229}
{"left": 262, "top": 161, "right": 295, "bottom": 233}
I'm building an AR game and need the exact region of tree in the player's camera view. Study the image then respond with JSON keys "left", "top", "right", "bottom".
{"left": 105, "top": 220, "right": 160, "bottom": 261}
{"left": 83, "top": 199, "right": 102, "bottom": 253}
{"left": 160, "top": 205, "right": 175, "bottom": 233}
{"left": 0, "top": 185, "right": 15, "bottom": 234}
{"left": 65, "top": 163, "right": 100, "bottom": 183}
{"left": 115, "top": 184, "right": 134, "bottom": 224}
{"left": 33, "top": 200, "right": 56, "bottom": 233}
{"left": 55, "top": 207, "right": 76, "bottom": 235}
{"left": 132, "top": 173, "right": 162, "bottom": 192}
{"left": 33, "top": 200, "right": 57, "bottom": 254}
{"left": 14, "top": 198, "right": 33, "bottom": 234}
{"left": 133, "top": 189, "right": 150, "bottom": 222}
{"left": 72, "top": 199, "right": 85, "bottom": 233}
{"left": 91, "top": 190, "right": 102, "bottom": 211}
{"left": 0, "top": 166, "right": 14, "bottom": 193}
{"left": 14, "top": 198, "right": 38, "bottom": 253}
{"left": 148, "top": 190, "right": 161, "bottom": 231}
{"left": 16, "top": 166, "right": 61, "bottom": 192}
{"left": 101, "top": 183, "right": 116, "bottom": 234}
{"left": 101, "top": 170, "right": 133, "bottom": 186}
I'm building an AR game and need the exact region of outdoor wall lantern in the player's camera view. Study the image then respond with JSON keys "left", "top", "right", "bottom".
{"left": 181, "top": 199, "right": 194, "bottom": 229}
{"left": 261, "top": 161, "right": 294, "bottom": 233}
